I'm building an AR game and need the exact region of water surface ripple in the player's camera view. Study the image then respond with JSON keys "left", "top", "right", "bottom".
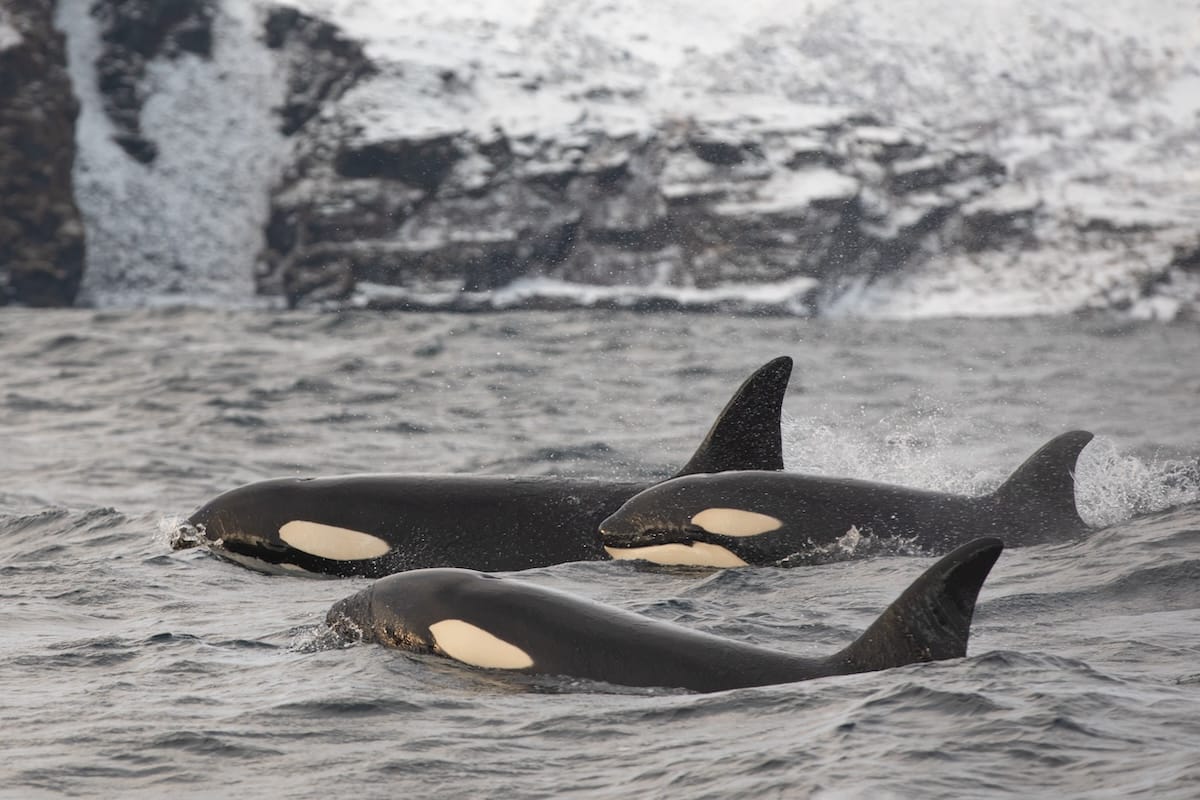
{"left": 1, "top": 310, "right": 1198, "bottom": 798}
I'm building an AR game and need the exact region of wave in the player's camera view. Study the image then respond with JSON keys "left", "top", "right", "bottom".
{"left": 352, "top": 275, "right": 821, "bottom": 315}
{"left": 342, "top": 270, "right": 1199, "bottom": 320}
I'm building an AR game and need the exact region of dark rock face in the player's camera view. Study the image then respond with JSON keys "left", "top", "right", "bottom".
{"left": 262, "top": 6, "right": 374, "bottom": 136}
{"left": 251, "top": 10, "right": 1026, "bottom": 311}
{"left": 0, "top": 0, "right": 85, "bottom": 306}
{"left": 260, "top": 101, "right": 1010, "bottom": 310}
{"left": 90, "top": 0, "right": 215, "bottom": 163}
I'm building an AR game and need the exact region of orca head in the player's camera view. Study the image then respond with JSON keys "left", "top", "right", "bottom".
{"left": 599, "top": 472, "right": 792, "bottom": 567}
{"left": 327, "top": 574, "right": 442, "bottom": 651}
{"left": 328, "top": 569, "right": 464, "bottom": 649}
{"left": 328, "top": 569, "right": 537, "bottom": 670}
{"left": 184, "top": 478, "right": 395, "bottom": 577}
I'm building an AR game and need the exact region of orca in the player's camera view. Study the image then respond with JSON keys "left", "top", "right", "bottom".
{"left": 325, "top": 537, "right": 1004, "bottom": 692}
{"left": 178, "top": 357, "right": 793, "bottom": 577}
{"left": 600, "top": 431, "right": 1094, "bottom": 567}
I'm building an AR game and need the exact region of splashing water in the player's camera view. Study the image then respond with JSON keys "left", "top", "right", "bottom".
{"left": 161, "top": 514, "right": 208, "bottom": 551}
{"left": 289, "top": 625, "right": 354, "bottom": 654}
{"left": 783, "top": 420, "right": 1200, "bottom": 532}
{"left": 780, "top": 411, "right": 994, "bottom": 496}
{"left": 1074, "top": 437, "right": 1200, "bottom": 529}
{"left": 775, "top": 526, "right": 927, "bottom": 566}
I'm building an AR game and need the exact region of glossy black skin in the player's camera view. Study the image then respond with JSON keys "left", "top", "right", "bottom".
{"left": 327, "top": 538, "right": 1004, "bottom": 692}
{"left": 184, "top": 357, "right": 794, "bottom": 577}
{"left": 191, "top": 474, "right": 642, "bottom": 575}
{"left": 601, "top": 431, "right": 1094, "bottom": 564}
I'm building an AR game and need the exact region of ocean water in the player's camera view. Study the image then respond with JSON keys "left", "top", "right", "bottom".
{"left": 1, "top": 309, "right": 1198, "bottom": 798}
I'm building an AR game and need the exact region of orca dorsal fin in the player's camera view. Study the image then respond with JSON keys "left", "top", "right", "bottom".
{"left": 990, "top": 430, "right": 1093, "bottom": 531}
{"left": 673, "top": 356, "right": 792, "bottom": 478}
{"left": 835, "top": 537, "right": 1003, "bottom": 673}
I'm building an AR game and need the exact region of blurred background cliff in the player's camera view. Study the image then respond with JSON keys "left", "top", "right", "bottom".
{"left": 2, "top": 0, "right": 1197, "bottom": 318}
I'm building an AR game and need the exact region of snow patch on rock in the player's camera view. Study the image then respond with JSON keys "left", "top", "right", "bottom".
{"left": 0, "top": 15, "right": 21, "bottom": 52}
{"left": 59, "top": 0, "right": 287, "bottom": 307}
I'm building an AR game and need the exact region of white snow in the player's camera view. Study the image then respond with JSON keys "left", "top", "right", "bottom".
{"left": 714, "top": 169, "right": 860, "bottom": 216}
{"left": 56, "top": 0, "right": 1200, "bottom": 316}
{"left": 58, "top": 0, "right": 288, "bottom": 308}
{"left": 0, "top": 11, "right": 20, "bottom": 51}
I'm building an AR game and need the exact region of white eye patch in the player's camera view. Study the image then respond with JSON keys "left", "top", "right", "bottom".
{"left": 279, "top": 520, "right": 391, "bottom": 561}
{"left": 604, "top": 543, "right": 749, "bottom": 568}
{"left": 429, "top": 619, "right": 535, "bottom": 669}
{"left": 690, "top": 508, "right": 782, "bottom": 537}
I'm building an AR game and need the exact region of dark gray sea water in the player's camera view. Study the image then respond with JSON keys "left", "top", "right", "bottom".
{"left": 2, "top": 309, "right": 1199, "bottom": 798}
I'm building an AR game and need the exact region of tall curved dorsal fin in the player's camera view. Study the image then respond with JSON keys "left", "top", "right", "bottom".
{"left": 836, "top": 537, "right": 1004, "bottom": 673}
{"left": 673, "top": 356, "right": 792, "bottom": 478}
{"left": 990, "top": 430, "right": 1094, "bottom": 531}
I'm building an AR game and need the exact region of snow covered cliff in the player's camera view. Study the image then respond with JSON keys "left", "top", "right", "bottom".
{"left": 18, "top": 0, "right": 1200, "bottom": 317}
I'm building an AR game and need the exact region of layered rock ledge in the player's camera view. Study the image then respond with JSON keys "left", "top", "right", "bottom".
{"left": 248, "top": 1, "right": 1199, "bottom": 317}
{"left": 263, "top": 104, "right": 1010, "bottom": 312}
{"left": 14, "top": 0, "right": 1200, "bottom": 317}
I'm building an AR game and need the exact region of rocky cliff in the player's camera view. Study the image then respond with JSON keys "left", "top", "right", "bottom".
{"left": 24, "top": 0, "right": 1200, "bottom": 316}
{"left": 250, "top": 0, "right": 1198, "bottom": 316}
{"left": 264, "top": 106, "right": 1016, "bottom": 312}
{"left": 90, "top": 0, "right": 215, "bottom": 164}
{"left": 0, "top": 0, "right": 84, "bottom": 307}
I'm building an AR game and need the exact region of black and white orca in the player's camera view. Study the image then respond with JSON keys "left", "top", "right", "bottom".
{"left": 600, "top": 431, "right": 1094, "bottom": 567}
{"left": 179, "top": 357, "right": 793, "bottom": 577}
{"left": 326, "top": 537, "right": 1004, "bottom": 692}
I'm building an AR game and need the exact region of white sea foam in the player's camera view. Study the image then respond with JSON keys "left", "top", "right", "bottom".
{"left": 157, "top": 514, "right": 195, "bottom": 549}
{"left": 780, "top": 412, "right": 993, "bottom": 496}
{"left": 289, "top": 624, "right": 358, "bottom": 653}
{"left": 1074, "top": 437, "right": 1200, "bottom": 529}
{"left": 354, "top": 274, "right": 821, "bottom": 314}
{"left": 782, "top": 418, "right": 1200, "bottom": 531}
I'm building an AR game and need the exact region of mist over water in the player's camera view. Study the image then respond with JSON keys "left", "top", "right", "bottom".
{"left": 1, "top": 309, "right": 1198, "bottom": 798}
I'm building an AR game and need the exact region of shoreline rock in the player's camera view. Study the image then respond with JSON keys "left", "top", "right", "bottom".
{"left": 0, "top": 0, "right": 85, "bottom": 307}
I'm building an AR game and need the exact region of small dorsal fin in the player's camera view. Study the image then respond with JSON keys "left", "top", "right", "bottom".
{"left": 673, "top": 356, "right": 792, "bottom": 478}
{"left": 990, "top": 430, "right": 1093, "bottom": 531}
{"left": 836, "top": 537, "right": 1003, "bottom": 673}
